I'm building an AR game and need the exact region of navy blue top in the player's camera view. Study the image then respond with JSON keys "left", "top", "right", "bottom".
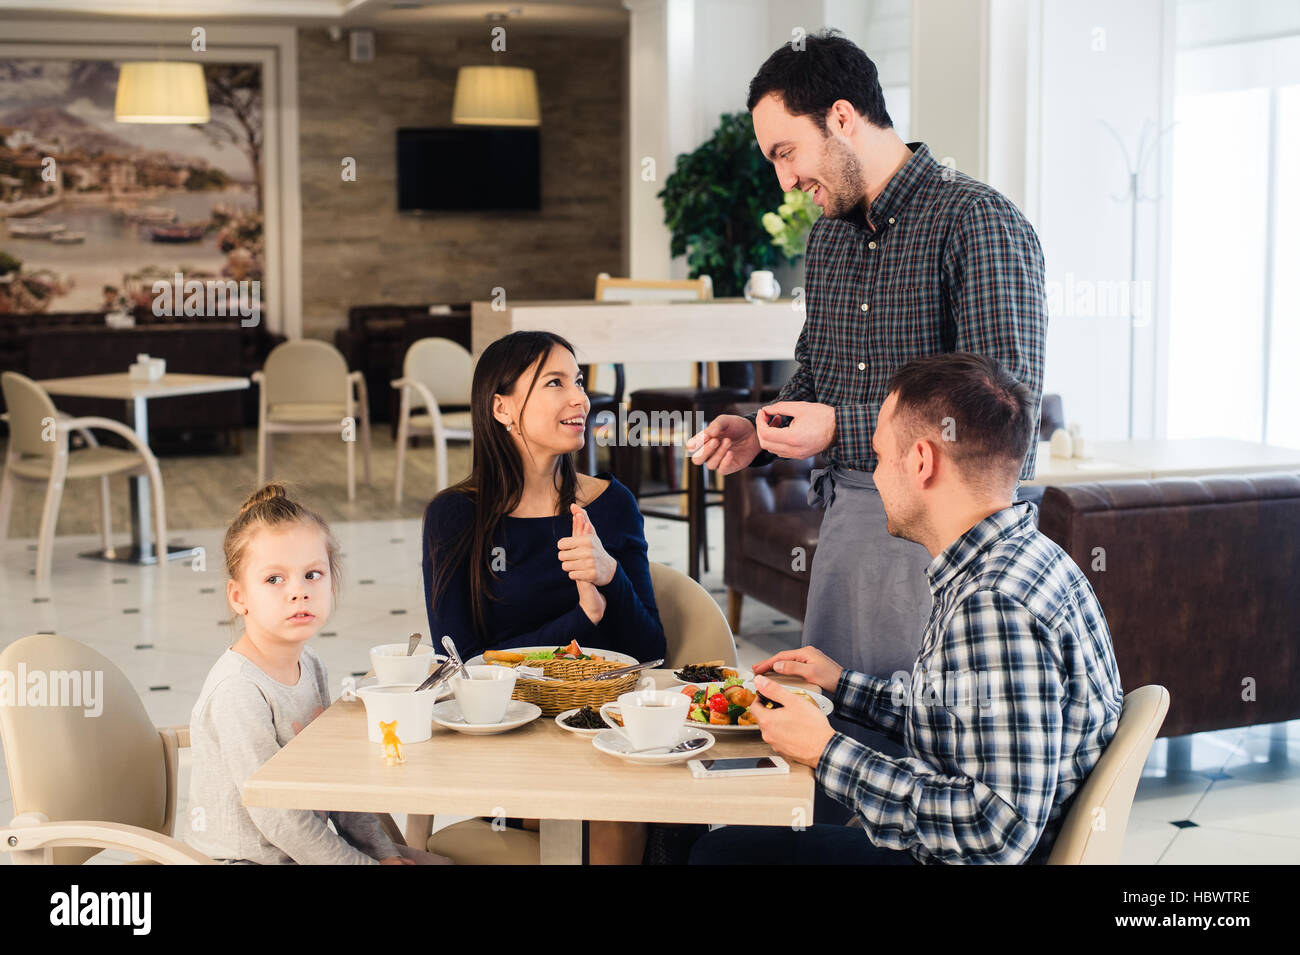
{"left": 422, "top": 474, "right": 667, "bottom": 663}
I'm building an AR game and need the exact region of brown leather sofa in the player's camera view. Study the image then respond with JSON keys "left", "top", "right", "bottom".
{"left": 1038, "top": 472, "right": 1300, "bottom": 738}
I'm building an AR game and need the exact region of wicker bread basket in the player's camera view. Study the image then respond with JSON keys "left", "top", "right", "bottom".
{"left": 509, "top": 658, "right": 639, "bottom": 715}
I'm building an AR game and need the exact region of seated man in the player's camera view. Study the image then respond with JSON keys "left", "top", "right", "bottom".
{"left": 691, "top": 352, "right": 1124, "bottom": 865}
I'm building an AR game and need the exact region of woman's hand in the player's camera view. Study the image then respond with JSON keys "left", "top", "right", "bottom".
{"left": 576, "top": 579, "right": 606, "bottom": 625}
{"left": 558, "top": 504, "right": 617, "bottom": 587}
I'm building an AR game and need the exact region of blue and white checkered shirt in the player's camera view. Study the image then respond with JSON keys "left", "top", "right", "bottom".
{"left": 814, "top": 502, "right": 1124, "bottom": 864}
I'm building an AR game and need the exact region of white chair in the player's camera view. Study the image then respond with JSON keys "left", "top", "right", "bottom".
{"left": 391, "top": 338, "right": 473, "bottom": 502}
{"left": 0, "top": 371, "right": 167, "bottom": 584}
{"left": 252, "top": 340, "right": 371, "bottom": 502}
{"left": 649, "top": 560, "right": 738, "bottom": 667}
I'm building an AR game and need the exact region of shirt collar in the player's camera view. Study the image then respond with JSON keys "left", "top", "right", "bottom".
{"left": 925, "top": 501, "right": 1038, "bottom": 595}
{"left": 861, "top": 141, "right": 936, "bottom": 232}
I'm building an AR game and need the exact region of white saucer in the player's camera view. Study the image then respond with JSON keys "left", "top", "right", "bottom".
{"left": 555, "top": 707, "right": 608, "bottom": 737}
{"left": 591, "top": 726, "right": 715, "bottom": 765}
{"left": 431, "top": 699, "right": 541, "bottom": 735}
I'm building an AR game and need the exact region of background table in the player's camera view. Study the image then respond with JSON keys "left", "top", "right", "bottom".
{"left": 1025, "top": 437, "right": 1300, "bottom": 486}
{"left": 243, "top": 670, "right": 818, "bottom": 864}
{"left": 37, "top": 372, "right": 250, "bottom": 565}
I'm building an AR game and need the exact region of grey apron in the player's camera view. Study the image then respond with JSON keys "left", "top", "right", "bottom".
{"left": 802, "top": 465, "right": 933, "bottom": 681}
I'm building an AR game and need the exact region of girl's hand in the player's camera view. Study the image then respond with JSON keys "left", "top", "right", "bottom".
{"left": 557, "top": 504, "right": 617, "bottom": 586}
{"left": 576, "top": 579, "right": 606, "bottom": 625}
{"left": 379, "top": 856, "right": 414, "bottom": 865}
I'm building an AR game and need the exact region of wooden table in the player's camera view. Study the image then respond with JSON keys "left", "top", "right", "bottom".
{"left": 474, "top": 297, "right": 806, "bottom": 580}
{"left": 242, "top": 670, "right": 817, "bottom": 864}
{"left": 37, "top": 372, "right": 250, "bottom": 565}
{"left": 1025, "top": 437, "right": 1300, "bottom": 486}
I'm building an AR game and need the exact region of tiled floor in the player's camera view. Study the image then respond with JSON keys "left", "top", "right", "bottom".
{"left": 2, "top": 507, "right": 1297, "bottom": 864}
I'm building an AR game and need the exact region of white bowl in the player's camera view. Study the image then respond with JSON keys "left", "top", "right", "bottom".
{"left": 355, "top": 682, "right": 440, "bottom": 743}
{"left": 370, "top": 643, "right": 441, "bottom": 685}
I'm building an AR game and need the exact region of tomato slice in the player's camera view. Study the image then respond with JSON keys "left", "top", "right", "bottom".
{"left": 560, "top": 639, "right": 582, "bottom": 658}
{"left": 708, "top": 693, "right": 729, "bottom": 713}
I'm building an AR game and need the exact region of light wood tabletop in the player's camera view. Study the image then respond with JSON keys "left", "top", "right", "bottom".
{"left": 36, "top": 372, "right": 251, "bottom": 401}
{"left": 243, "top": 670, "right": 818, "bottom": 863}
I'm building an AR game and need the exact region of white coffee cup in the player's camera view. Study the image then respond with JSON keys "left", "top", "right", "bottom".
{"left": 452, "top": 664, "right": 518, "bottom": 724}
{"left": 601, "top": 690, "right": 689, "bottom": 750}
{"left": 370, "top": 643, "right": 441, "bottom": 685}
{"left": 749, "top": 270, "right": 777, "bottom": 297}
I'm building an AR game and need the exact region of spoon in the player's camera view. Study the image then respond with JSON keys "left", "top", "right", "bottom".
{"left": 406, "top": 633, "right": 422, "bottom": 656}
{"left": 626, "top": 735, "right": 710, "bottom": 756}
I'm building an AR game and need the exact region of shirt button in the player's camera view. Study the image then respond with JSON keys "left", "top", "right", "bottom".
{"left": 860, "top": 303, "right": 869, "bottom": 312}
{"left": 868, "top": 241, "right": 877, "bottom": 250}
{"left": 858, "top": 362, "right": 866, "bottom": 371}
{"left": 888, "top": 217, "right": 896, "bottom": 224}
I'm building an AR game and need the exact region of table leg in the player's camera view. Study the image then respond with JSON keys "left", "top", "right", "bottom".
{"left": 77, "top": 395, "right": 199, "bottom": 567}
{"left": 687, "top": 459, "right": 701, "bottom": 581}
{"left": 128, "top": 395, "right": 154, "bottom": 562}
{"left": 539, "top": 819, "right": 585, "bottom": 865}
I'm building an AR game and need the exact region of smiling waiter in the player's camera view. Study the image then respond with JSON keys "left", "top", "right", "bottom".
{"left": 686, "top": 28, "right": 1047, "bottom": 772}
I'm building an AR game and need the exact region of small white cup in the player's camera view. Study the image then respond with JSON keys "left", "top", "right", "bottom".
{"left": 601, "top": 690, "right": 689, "bottom": 750}
{"left": 370, "top": 643, "right": 440, "bottom": 684}
{"left": 355, "top": 683, "right": 439, "bottom": 743}
{"left": 452, "top": 664, "right": 518, "bottom": 724}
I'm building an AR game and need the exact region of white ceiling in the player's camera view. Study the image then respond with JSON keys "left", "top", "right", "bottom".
{"left": 0, "top": 0, "right": 630, "bottom": 34}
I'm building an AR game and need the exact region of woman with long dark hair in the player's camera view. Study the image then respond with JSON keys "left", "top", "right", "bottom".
{"left": 422, "top": 330, "right": 665, "bottom": 665}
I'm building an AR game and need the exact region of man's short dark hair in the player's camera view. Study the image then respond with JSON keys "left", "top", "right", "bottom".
{"left": 746, "top": 29, "right": 893, "bottom": 131}
{"left": 885, "top": 353, "right": 1036, "bottom": 487}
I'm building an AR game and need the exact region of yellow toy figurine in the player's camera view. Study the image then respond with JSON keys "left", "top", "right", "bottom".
{"left": 379, "top": 720, "right": 405, "bottom": 766}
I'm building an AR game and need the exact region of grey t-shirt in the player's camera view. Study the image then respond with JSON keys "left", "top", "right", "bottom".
{"left": 185, "top": 645, "right": 397, "bottom": 865}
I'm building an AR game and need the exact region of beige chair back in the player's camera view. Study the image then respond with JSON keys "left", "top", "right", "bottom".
{"left": 0, "top": 634, "right": 170, "bottom": 865}
{"left": 404, "top": 338, "right": 473, "bottom": 409}
{"left": 649, "top": 561, "right": 737, "bottom": 668}
{"left": 262, "top": 339, "right": 350, "bottom": 407}
{"left": 1047, "top": 684, "right": 1170, "bottom": 864}
{"left": 595, "top": 273, "right": 712, "bottom": 302}
{"left": 1, "top": 372, "right": 58, "bottom": 459}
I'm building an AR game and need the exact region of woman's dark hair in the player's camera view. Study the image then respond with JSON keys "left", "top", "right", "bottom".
{"left": 885, "top": 353, "right": 1036, "bottom": 486}
{"left": 746, "top": 28, "right": 893, "bottom": 131}
{"left": 427, "top": 330, "right": 580, "bottom": 639}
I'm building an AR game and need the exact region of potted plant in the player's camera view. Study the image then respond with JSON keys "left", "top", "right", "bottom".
{"left": 658, "top": 112, "right": 785, "bottom": 297}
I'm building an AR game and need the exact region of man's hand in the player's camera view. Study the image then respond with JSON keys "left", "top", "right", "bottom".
{"left": 752, "top": 646, "right": 844, "bottom": 694}
{"left": 379, "top": 856, "right": 415, "bottom": 865}
{"left": 685, "top": 414, "right": 762, "bottom": 474}
{"left": 754, "top": 401, "right": 836, "bottom": 459}
{"left": 558, "top": 504, "right": 617, "bottom": 586}
{"left": 750, "top": 675, "right": 836, "bottom": 769}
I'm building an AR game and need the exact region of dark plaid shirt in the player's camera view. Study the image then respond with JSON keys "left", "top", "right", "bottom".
{"left": 815, "top": 502, "right": 1124, "bottom": 864}
{"left": 749, "top": 142, "right": 1047, "bottom": 479}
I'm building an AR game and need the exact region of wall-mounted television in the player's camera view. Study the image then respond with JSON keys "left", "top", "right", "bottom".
{"left": 397, "top": 127, "right": 541, "bottom": 212}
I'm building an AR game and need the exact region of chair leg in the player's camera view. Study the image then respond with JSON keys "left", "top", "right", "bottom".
{"left": 36, "top": 470, "right": 65, "bottom": 584}
{"left": 0, "top": 459, "right": 15, "bottom": 541}
{"left": 98, "top": 476, "right": 113, "bottom": 551}
{"left": 727, "top": 588, "right": 743, "bottom": 634}
{"left": 361, "top": 400, "right": 373, "bottom": 486}
{"left": 346, "top": 435, "right": 356, "bottom": 503}
{"left": 394, "top": 406, "right": 409, "bottom": 504}
{"left": 257, "top": 426, "right": 267, "bottom": 485}
{"left": 435, "top": 432, "right": 448, "bottom": 493}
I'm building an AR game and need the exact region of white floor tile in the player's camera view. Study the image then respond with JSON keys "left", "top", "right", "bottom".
{"left": 1159, "top": 825, "right": 1300, "bottom": 864}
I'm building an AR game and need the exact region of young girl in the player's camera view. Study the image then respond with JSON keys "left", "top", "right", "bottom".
{"left": 187, "top": 483, "right": 447, "bottom": 865}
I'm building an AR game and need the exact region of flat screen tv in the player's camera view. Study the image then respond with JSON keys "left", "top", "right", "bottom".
{"left": 397, "top": 127, "right": 541, "bottom": 212}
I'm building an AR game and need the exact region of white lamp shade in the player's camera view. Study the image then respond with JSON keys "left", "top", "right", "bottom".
{"left": 115, "top": 61, "right": 210, "bottom": 124}
{"left": 451, "top": 66, "right": 540, "bottom": 126}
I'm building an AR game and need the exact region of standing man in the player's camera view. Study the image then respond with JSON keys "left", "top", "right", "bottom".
{"left": 688, "top": 30, "right": 1046, "bottom": 715}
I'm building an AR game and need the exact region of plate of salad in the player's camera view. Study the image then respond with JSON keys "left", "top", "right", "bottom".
{"left": 466, "top": 640, "right": 638, "bottom": 668}
{"left": 678, "top": 678, "right": 833, "bottom": 731}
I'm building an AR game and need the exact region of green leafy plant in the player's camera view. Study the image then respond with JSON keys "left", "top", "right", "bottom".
{"left": 657, "top": 112, "right": 784, "bottom": 297}
{"left": 762, "top": 188, "right": 821, "bottom": 260}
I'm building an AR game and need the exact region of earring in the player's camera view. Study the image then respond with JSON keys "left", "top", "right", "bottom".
{"left": 505, "top": 422, "right": 514, "bottom": 433}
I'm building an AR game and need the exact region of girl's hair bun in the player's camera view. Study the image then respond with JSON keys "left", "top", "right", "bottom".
{"left": 239, "top": 482, "right": 288, "bottom": 516}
